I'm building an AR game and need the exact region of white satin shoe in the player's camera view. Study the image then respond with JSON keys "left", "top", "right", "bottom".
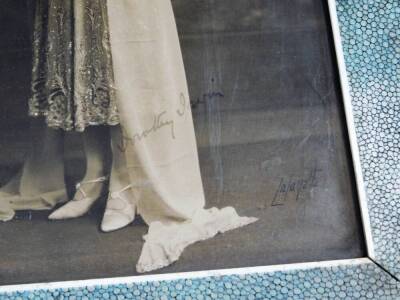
{"left": 49, "top": 176, "right": 108, "bottom": 220}
{"left": 101, "top": 184, "right": 136, "bottom": 232}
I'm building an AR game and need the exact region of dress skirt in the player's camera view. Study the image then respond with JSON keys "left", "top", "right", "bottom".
{"left": 1, "top": 0, "right": 260, "bottom": 272}
{"left": 29, "top": 0, "right": 119, "bottom": 131}
{"left": 106, "top": 0, "right": 258, "bottom": 272}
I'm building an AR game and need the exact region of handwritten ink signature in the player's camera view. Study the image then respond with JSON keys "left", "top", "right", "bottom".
{"left": 270, "top": 167, "right": 323, "bottom": 207}
{"left": 117, "top": 88, "right": 224, "bottom": 152}
{"left": 117, "top": 92, "right": 190, "bottom": 152}
{"left": 177, "top": 93, "right": 189, "bottom": 117}
{"left": 190, "top": 91, "right": 225, "bottom": 109}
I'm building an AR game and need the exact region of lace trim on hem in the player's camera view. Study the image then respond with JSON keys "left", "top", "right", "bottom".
{"left": 136, "top": 207, "right": 258, "bottom": 273}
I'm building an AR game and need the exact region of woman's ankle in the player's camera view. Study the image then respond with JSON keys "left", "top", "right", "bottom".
{"left": 109, "top": 167, "right": 131, "bottom": 192}
{"left": 73, "top": 176, "right": 108, "bottom": 202}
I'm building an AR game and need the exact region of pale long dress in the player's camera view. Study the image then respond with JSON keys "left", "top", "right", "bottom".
{"left": 0, "top": 0, "right": 258, "bottom": 273}
{"left": 107, "top": 0, "right": 258, "bottom": 273}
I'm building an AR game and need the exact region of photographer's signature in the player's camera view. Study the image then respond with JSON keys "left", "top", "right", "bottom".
{"left": 270, "top": 167, "right": 323, "bottom": 207}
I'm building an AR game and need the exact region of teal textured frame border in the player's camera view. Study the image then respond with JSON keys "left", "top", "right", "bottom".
{"left": 336, "top": 0, "right": 400, "bottom": 278}
{"left": 1, "top": 0, "right": 399, "bottom": 298}
{"left": 0, "top": 260, "right": 399, "bottom": 299}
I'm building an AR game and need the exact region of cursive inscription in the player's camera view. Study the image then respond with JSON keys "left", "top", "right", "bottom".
{"left": 190, "top": 91, "right": 225, "bottom": 109}
{"left": 117, "top": 92, "right": 189, "bottom": 152}
{"left": 177, "top": 92, "right": 189, "bottom": 117}
{"left": 117, "top": 88, "right": 224, "bottom": 152}
{"left": 270, "top": 167, "right": 323, "bottom": 207}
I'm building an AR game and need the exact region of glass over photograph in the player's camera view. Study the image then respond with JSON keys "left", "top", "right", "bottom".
{"left": 0, "top": 0, "right": 366, "bottom": 285}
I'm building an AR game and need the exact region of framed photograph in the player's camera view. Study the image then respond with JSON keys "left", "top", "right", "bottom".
{"left": 1, "top": 0, "right": 399, "bottom": 298}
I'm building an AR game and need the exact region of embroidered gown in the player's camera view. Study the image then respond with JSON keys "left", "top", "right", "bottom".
{"left": 1, "top": 0, "right": 258, "bottom": 272}
{"left": 29, "top": 0, "right": 119, "bottom": 131}
{"left": 0, "top": 1, "right": 117, "bottom": 220}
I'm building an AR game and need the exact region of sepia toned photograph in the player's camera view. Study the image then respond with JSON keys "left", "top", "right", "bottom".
{"left": 0, "top": 0, "right": 366, "bottom": 285}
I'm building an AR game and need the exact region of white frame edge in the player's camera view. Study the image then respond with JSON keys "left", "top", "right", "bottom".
{"left": 0, "top": 0, "right": 376, "bottom": 293}
{"left": 0, "top": 258, "right": 372, "bottom": 293}
{"left": 327, "top": 0, "right": 375, "bottom": 259}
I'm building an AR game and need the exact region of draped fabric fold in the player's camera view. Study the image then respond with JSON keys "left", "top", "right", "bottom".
{"left": 0, "top": 0, "right": 258, "bottom": 273}
{"left": 0, "top": 189, "right": 68, "bottom": 222}
{"left": 137, "top": 207, "right": 258, "bottom": 273}
{"left": 107, "top": 0, "right": 258, "bottom": 272}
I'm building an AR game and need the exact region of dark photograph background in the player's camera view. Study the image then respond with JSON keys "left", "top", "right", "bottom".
{"left": 0, "top": 0, "right": 366, "bottom": 285}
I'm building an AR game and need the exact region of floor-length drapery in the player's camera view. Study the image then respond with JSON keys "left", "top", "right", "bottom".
{"left": 107, "top": 0, "right": 258, "bottom": 273}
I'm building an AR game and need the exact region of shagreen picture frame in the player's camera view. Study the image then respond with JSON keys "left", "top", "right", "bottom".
{"left": 0, "top": 0, "right": 399, "bottom": 298}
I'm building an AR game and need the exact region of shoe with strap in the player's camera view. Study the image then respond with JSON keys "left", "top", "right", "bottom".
{"left": 49, "top": 176, "right": 108, "bottom": 220}
{"left": 101, "top": 184, "right": 136, "bottom": 232}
